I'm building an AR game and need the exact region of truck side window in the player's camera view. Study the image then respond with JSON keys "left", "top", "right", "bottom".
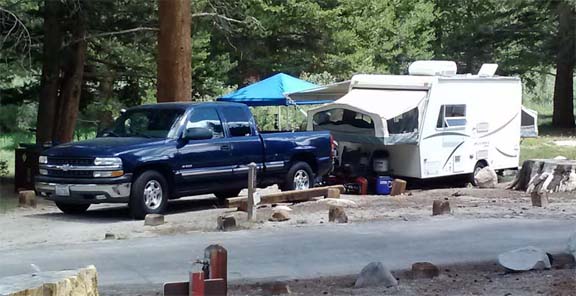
{"left": 186, "top": 108, "right": 224, "bottom": 138}
{"left": 436, "top": 104, "right": 466, "bottom": 128}
{"left": 221, "top": 107, "right": 253, "bottom": 137}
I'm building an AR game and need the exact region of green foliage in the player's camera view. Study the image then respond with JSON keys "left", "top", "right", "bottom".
{"left": 0, "top": 102, "right": 37, "bottom": 133}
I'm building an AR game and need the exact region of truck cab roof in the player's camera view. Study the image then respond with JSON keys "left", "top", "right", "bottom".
{"left": 132, "top": 101, "right": 247, "bottom": 111}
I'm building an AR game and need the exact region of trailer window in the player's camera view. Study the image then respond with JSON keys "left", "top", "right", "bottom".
{"left": 387, "top": 107, "right": 419, "bottom": 134}
{"left": 437, "top": 104, "right": 466, "bottom": 128}
{"left": 313, "top": 108, "right": 374, "bottom": 129}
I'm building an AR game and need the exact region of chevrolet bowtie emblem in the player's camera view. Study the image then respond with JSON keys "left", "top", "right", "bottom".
{"left": 59, "top": 164, "right": 71, "bottom": 171}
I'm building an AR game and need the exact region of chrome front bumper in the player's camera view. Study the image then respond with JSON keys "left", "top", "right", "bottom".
{"left": 35, "top": 182, "right": 131, "bottom": 202}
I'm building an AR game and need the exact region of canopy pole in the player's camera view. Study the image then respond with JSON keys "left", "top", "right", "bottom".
{"left": 278, "top": 106, "right": 282, "bottom": 131}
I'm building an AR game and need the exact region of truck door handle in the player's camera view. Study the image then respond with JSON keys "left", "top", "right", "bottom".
{"left": 220, "top": 145, "right": 231, "bottom": 151}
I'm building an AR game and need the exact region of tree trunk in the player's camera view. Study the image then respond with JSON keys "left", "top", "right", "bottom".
{"left": 52, "top": 10, "right": 87, "bottom": 144}
{"left": 157, "top": 0, "right": 192, "bottom": 102}
{"left": 36, "top": 0, "right": 63, "bottom": 145}
{"left": 509, "top": 159, "right": 576, "bottom": 193}
{"left": 551, "top": 2, "right": 576, "bottom": 128}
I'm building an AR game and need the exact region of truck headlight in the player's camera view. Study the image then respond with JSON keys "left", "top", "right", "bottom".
{"left": 94, "top": 157, "right": 122, "bottom": 167}
{"left": 39, "top": 156, "right": 48, "bottom": 164}
{"left": 93, "top": 170, "right": 124, "bottom": 178}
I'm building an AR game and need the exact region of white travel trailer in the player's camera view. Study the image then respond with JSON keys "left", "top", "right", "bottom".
{"left": 290, "top": 61, "right": 538, "bottom": 180}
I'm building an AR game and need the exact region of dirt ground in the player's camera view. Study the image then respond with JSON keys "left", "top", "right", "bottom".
{"left": 2, "top": 181, "right": 576, "bottom": 251}
{"left": 230, "top": 260, "right": 576, "bottom": 296}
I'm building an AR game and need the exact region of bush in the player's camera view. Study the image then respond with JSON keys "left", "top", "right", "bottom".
{"left": 0, "top": 102, "right": 38, "bottom": 133}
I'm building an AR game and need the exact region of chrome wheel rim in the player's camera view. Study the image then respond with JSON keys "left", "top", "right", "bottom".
{"left": 293, "top": 169, "right": 310, "bottom": 190}
{"left": 144, "top": 180, "right": 163, "bottom": 210}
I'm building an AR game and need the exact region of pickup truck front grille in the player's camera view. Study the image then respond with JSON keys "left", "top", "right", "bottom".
{"left": 47, "top": 169, "right": 93, "bottom": 178}
{"left": 48, "top": 157, "right": 94, "bottom": 166}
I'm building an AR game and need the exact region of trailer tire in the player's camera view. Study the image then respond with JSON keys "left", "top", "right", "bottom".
{"left": 282, "top": 161, "right": 314, "bottom": 191}
{"left": 129, "top": 170, "right": 168, "bottom": 219}
{"left": 55, "top": 202, "right": 90, "bottom": 215}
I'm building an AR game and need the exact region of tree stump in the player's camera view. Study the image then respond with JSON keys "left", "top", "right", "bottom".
{"left": 508, "top": 159, "right": 576, "bottom": 194}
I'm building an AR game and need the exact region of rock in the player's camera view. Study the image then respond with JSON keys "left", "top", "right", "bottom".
{"left": 0, "top": 265, "right": 98, "bottom": 296}
{"left": 498, "top": 246, "right": 551, "bottom": 271}
{"left": 411, "top": 262, "right": 440, "bottom": 279}
{"left": 144, "top": 214, "right": 165, "bottom": 226}
{"left": 432, "top": 199, "right": 451, "bottom": 216}
{"left": 260, "top": 281, "right": 291, "bottom": 295}
{"left": 475, "top": 167, "right": 498, "bottom": 188}
{"left": 273, "top": 205, "right": 293, "bottom": 212}
{"left": 104, "top": 232, "right": 115, "bottom": 240}
{"left": 321, "top": 198, "right": 358, "bottom": 208}
{"left": 217, "top": 215, "right": 236, "bottom": 231}
{"left": 531, "top": 191, "right": 549, "bottom": 207}
{"left": 269, "top": 209, "right": 290, "bottom": 222}
{"left": 328, "top": 206, "right": 348, "bottom": 223}
{"left": 18, "top": 190, "right": 37, "bottom": 208}
{"left": 326, "top": 187, "right": 341, "bottom": 199}
{"left": 354, "top": 262, "right": 398, "bottom": 288}
{"left": 550, "top": 253, "right": 576, "bottom": 269}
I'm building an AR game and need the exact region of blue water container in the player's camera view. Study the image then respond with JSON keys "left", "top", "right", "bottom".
{"left": 376, "top": 176, "right": 393, "bottom": 195}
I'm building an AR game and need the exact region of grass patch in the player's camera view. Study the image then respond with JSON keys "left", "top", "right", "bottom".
{"left": 520, "top": 136, "right": 576, "bottom": 163}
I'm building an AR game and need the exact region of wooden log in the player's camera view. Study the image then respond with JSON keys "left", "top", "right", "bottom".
{"left": 18, "top": 190, "right": 37, "bottom": 208}
{"left": 531, "top": 191, "right": 549, "bottom": 207}
{"left": 390, "top": 179, "right": 407, "bottom": 196}
{"left": 509, "top": 159, "right": 576, "bottom": 193}
{"left": 227, "top": 185, "right": 345, "bottom": 209}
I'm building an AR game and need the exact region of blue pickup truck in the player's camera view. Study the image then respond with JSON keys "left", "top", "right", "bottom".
{"left": 35, "top": 102, "right": 333, "bottom": 218}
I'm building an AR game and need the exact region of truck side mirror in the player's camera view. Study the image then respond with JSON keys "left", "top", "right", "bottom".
{"left": 183, "top": 127, "right": 213, "bottom": 141}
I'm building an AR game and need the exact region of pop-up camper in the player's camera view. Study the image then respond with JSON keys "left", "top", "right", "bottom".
{"left": 291, "top": 61, "right": 538, "bottom": 180}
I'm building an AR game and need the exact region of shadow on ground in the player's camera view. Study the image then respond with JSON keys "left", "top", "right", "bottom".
{"left": 22, "top": 195, "right": 224, "bottom": 223}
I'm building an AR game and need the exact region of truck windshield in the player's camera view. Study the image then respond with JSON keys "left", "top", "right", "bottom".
{"left": 105, "top": 108, "right": 185, "bottom": 138}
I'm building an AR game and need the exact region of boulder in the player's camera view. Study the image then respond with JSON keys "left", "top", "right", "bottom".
{"left": 498, "top": 246, "right": 551, "bottom": 271}
{"left": 144, "top": 214, "right": 165, "bottom": 226}
{"left": 475, "top": 167, "right": 498, "bottom": 188}
{"left": 354, "top": 262, "right": 398, "bottom": 288}
{"left": 411, "top": 262, "right": 440, "bottom": 279}
{"left": 328, "top": 206, "right": 348, "bottom": 223}
{"left": 217, "top": 215, "right": 236, "bottom": 231}
{"left": 269, "top": 209, "right": 290, "bottom": 222}
{"left": 0, "top": 265, "right": 98, "bottom": 296}
{"left": 432, "top": 199, "right": 451, "bottom": 216}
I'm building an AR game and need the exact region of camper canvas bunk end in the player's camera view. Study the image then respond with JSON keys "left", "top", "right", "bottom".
{"left": 304, "top": 61, "right": 538, "bottom": 181}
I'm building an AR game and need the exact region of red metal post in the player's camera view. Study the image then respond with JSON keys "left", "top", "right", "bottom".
{"left": 190, "top": 272, "right": 205, "bottom": 296}
{"left": 204, "top": 244, "right": 228, "bottom": 293}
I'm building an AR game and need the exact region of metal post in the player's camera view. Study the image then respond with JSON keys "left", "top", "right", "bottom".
{"left": 247, "top": 162, "right": 257, "bottom": 221}
{"left": 278, "top": 105, "right": 282, "bottom": 131}
{"left": 204, "top": 244, "right": 228, "bottom": 295}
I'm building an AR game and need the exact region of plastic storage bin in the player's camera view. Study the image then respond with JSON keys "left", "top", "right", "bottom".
{"left": 376, "top": 176, "right": 393, "bottom": 195}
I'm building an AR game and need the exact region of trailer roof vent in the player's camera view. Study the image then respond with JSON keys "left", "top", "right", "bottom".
{"left": 408, "top": 60, "right": 457, "bottom": 76}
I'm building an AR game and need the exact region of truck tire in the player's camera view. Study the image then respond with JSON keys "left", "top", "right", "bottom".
{"left": 214, "top": 190, "right": 241, "bottom": 200}
{"left": 282, "top": 161, "right": 314, "bottom": 191}
{"left": 129, "top": 170, "right": 168, "bottom": 219}
{"left": 55, "top": 202, "right": 90, "bottom": 215}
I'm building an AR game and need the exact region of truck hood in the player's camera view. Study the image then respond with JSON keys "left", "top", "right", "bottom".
{"left": 43, "top": 137, "right": 166, "bottom": 157}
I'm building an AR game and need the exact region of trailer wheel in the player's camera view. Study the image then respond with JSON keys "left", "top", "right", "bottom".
{"left": 129, "top": 170, "right": 168, "bottom": 219}
{"left": 471, "top": 161, "right": 487, "bottom": 186}
{"left": 282, "top": 161, "right": 314, "bottom": 191}
{"left": 55, "top": 202, "right": 90, "bottom": 215}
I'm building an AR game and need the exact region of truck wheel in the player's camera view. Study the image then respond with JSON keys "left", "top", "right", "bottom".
{"left": 130, "top": 170, "right": 168, "bottom": 219}
{"left": 55, "top": 202, "right": 90, "bottom": 215}
{"left": 214, "top": 190, "right": 241, "bottom": 200}
{"left": 283, "top": 161, "right": 314, "bottom": 191}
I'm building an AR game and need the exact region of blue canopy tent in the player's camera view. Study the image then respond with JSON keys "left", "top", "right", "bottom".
{"left": 218, "top": 73, "right": 330, "bottom": 106}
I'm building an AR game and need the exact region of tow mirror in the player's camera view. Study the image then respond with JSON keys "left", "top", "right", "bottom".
{"left": 183, "top": 127, "right": 213, "bottom": 141}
